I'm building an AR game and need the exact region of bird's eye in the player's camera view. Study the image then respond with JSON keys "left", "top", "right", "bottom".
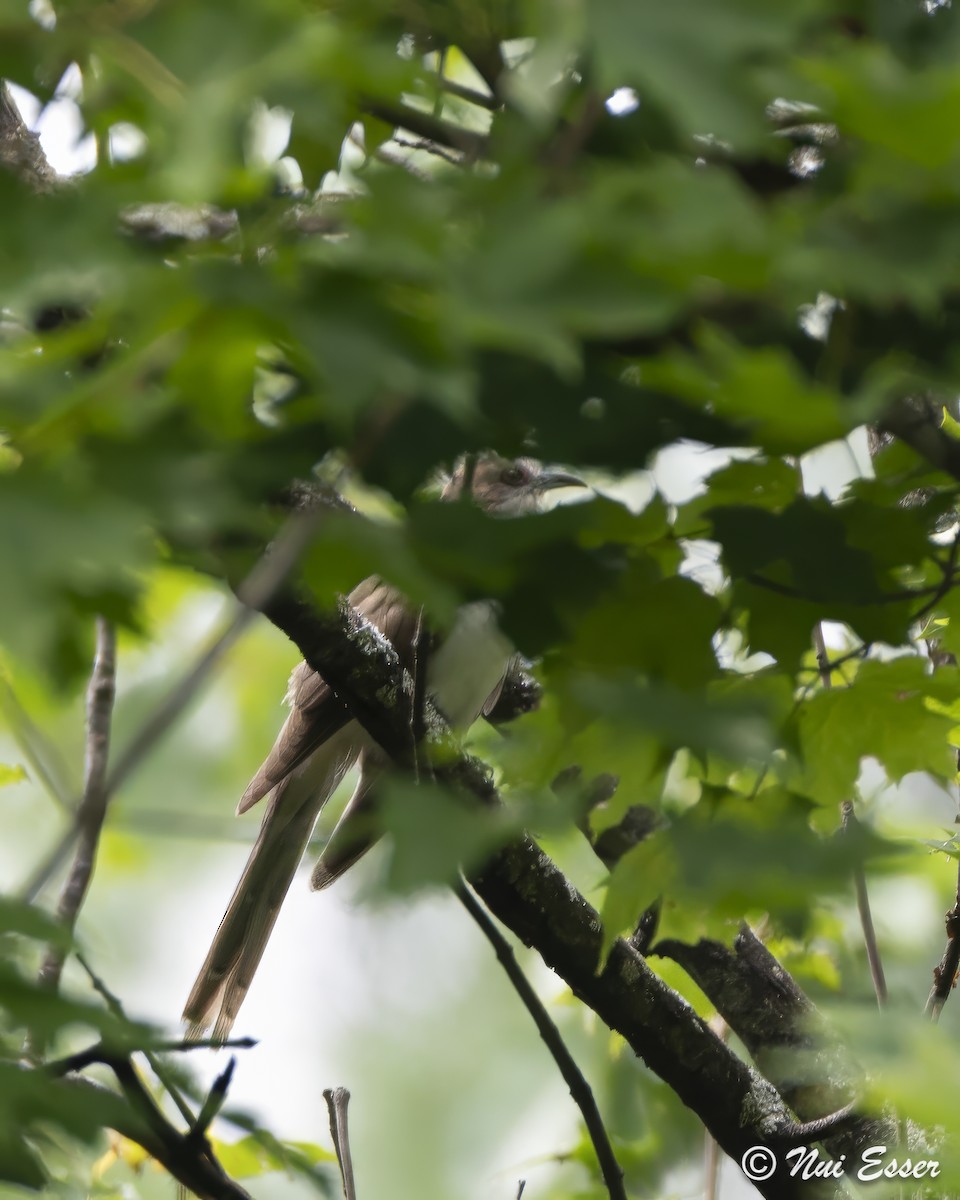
{"left": 500, "top": 465, "right": 527, "bottom": 486}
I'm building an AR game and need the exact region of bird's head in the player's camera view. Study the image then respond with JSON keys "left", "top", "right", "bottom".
{"left": 442, "top": 454, "right": 586, "bottom": 515}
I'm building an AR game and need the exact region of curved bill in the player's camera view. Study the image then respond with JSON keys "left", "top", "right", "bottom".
{"left": 537, "top": 469, "right": 587, "bottom": 492}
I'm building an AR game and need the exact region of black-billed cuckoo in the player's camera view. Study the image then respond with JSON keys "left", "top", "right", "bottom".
{"left": 183, "top": 455, "right": 584, "bottom": 1039}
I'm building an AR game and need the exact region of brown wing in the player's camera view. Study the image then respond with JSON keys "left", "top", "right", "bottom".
{"left": 236, "top": 576, "right": 419, "bottom": 813}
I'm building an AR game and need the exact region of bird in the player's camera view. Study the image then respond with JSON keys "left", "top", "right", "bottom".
{"left": 183, "top": 454, "right": 585, "bottom": 1039}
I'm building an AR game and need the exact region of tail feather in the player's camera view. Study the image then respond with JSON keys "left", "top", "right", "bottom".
{"left": 184, "top": 735, "right": 358, "bottom": 1038}
{"left": 310, "top": 758, "right": 382, "bottom": 892}
{"left": 183, "top": 786, "right": 316, "bottom": 1038}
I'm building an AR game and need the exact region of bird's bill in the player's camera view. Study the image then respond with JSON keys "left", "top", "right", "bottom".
{"left": 537, "top": 470, "right": 587, "bottom": 492}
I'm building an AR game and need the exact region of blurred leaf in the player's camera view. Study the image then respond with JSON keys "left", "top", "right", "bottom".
{"left": 0, "top": 897, "right": 71, "bottom": 947}
{"left": 0, "top": 764, "right": 27, "bottom": 788}
{"left": 575, "top": 676, "right": 776, "bottom": 765}
{"left": 590, "top": 0, "right": 820, "bottom": 145}
{"left": 0, "top": 957, "right": 153, "bottom": 1048}
{"left": 0, "top": 1063, "right": 136, "bottom": 1188}
{"left": 601, "top": 787, "right": 902, "bottom": 955}
{"left": 215, "top": 1117, "right": 337, "bottom": 1194}
{"left": 644, "top": 332, "right": 847, "bottom": 456}
{"left": 379, "top": 779, "right": 520, "bottom": 893}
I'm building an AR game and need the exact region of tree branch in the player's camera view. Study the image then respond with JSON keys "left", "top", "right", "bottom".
{"left": 362, "top": 100, "right": 487, "bottom": 159}
{"left": 0, "top": 82, "right": 57, "bottom": 191}
{"left": 879, "top": 395, "right": 960, "bottom": 485}
{"left": 324, "top": 1087, "right": 357, "bottom": 1200}
{"left": 46, "top": 1037, "right": 256, "bottom": 1077}
{"left": 75, "top": 950, "right": 197, "bottom": 1126}
{"left": 29, "top": 619, "right": 116, "bottom": 1054}
{"left": 457, "top": 881, "right": 626, "bottom": 1200}
{"left": 434, "top": 75, "right": 498, "bottom": 111}
{"left": 48, "top": 1039, "right": 256, "bottom": 1199}
{"left": 841, "top": 801, "right": 887, "bottom": 1008}
{"left": 812, "top": 624, "right": 887, "bottom": 1009}
{"left": 239, "top": 568, "right": 851, "bottom": 1197}
{"left": 97, "top": 1059, "right": 253, "bottom": 1200}
{"left": 653, "top": 926, "right": 891, "bottom": 1161}
{"left": 925, "top": 857, "right": 960, "bottom": 1020}
{"left": 57, "top": 1075, "right": 248, "bottom": 1199}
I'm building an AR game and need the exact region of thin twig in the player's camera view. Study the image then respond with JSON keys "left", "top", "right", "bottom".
{"left": 841, "top": 801, "right": 887, "bottom": 1007}
{"left": 391, "top": 135, "right": 465, "bottom": 166}
{"left": 813, "top": 624, "right": 887, "bottom": 1008}
{"left": 47, "top": 955, "right": 251, "bottom": 1199}
{"left": 371, "top": 143, "right": 431, "bottom": 179}
{"left": 704, "top": 1131, "right": 720, "bottom": 1200}
{"left": 107, "top": 1056, "right": 253, "bottom": 1200}
{"left": 15, "top": 612, "right": 248, "bottom": 1195}
{"left": 59, "top": 1073, "right": 249, "bottom": 1200}
{"left": 28, "top": 620, "right": 116, "bottom": 1058}
{"left": 155, "top": 1037, "right": 257, "bottom": 1054}
{"left": 20, "top": 510, "right": 322, "bottom": 901}
{"left": 797, "top": 642, "right": 869, "bottom": 683}
{"left": 323, "top": 1087, "right": 357, "bottom": 1200}
{"left": 410, "top": 615, "right": 433, "bottom": 782}
{"left": 704, "top": 1015, "right": 728, "bottom": 1200}
{"left": 747, "top": 570, "right": 958, "bottom": 607}
{"left": 457, "top": 881, "right": 627, "bottom": 1200}
{"left": 910, "top": 530, "right": 960, "bottom": 627}
{"left": 436, "top": 75, "right": 498, "bottom": 111}
{"left": 746, "top": 636, "right": 867, "bottom": 804}
{"left": 76, "top": 951, "right": 196, "bottom": 1125}
{"left": 362, "top": 99, "right": 487, "bottom": 159}
{"left": 925, "top": 857, "right": 960, "bottom": 1020}
{"left": 190, "top": 1057, "right": 236, "bottom": 1140}
{"left": 812, "top": 622, "right": 831, "bottom": 688}
{"left": 47, "top": 1038, "right": 255, "bottom": 1077}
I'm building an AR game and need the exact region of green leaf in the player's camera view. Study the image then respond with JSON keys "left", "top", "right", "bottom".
{"left": 644, "top": 331, "right": 848, "bottom": 455}
{"left": 379, "top": 779, "right": 520, "bottom": 894}
{"left": 214, "top": 1120, "right": 336, "bottom": 1193}
{"left": 803, "top": 45, "right": 960, "bottom": 170}
{"left": 794, "top": 658, "right": 959, "bottom": 805}
{"left": 574, "top": 676, "right": 776, "bottom": 765}
{"left": 0, "top": 958, "right": 154, "bottom": 1047}
{"left": 676, "top": 457, "right": 800, "bottom": 535}
{"left": 0, "top": 1061, "right": 139, "bottom": 1187}
{"left": 572, "top": 571, "right": 723, "bottom": 688}
{"left": 0, "top": 897, "right": 71, "bottom": 946}
{"left": 601, "top": 787, "right": 901, "bottom": 956}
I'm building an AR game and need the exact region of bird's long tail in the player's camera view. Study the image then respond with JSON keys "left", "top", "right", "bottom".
{"left": 183, "top": 747, "right": 352, "bottom": 1040}
{"left": 310, "top": 755, "right": 382, "bottom": 891}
